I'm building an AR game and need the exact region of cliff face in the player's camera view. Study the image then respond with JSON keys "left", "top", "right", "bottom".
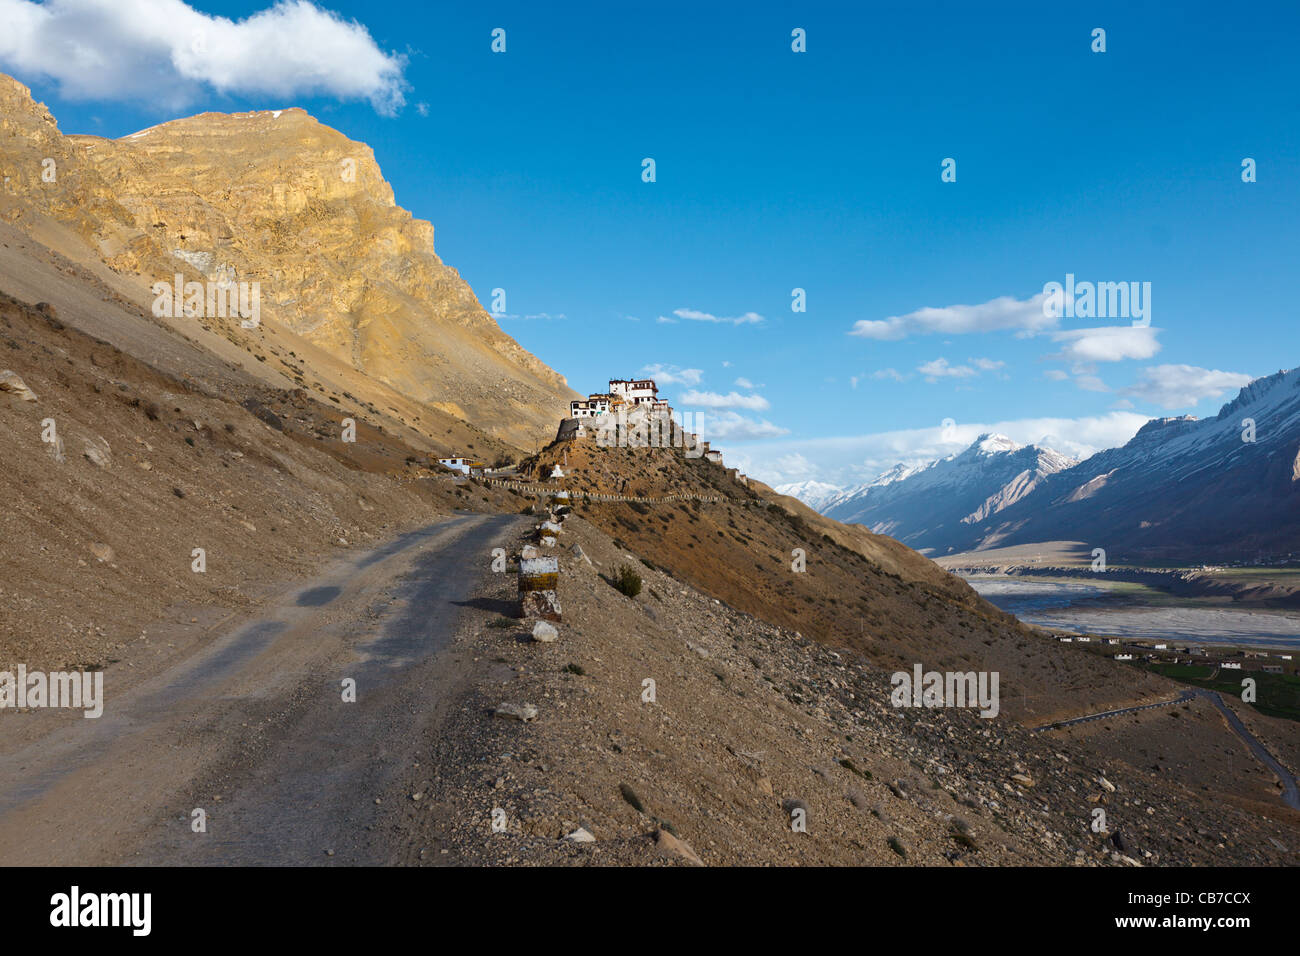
{"left": 0, "top": 73, "right": 577, "bottom": 448}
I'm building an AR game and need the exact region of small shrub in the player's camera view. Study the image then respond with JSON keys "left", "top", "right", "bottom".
{"left": 611, "top": 564, "right": 642, "bottom": 598}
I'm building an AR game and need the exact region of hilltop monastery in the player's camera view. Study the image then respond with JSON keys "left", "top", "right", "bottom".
{"left": 555, "top": 378, "right": 745, "bottom": 482}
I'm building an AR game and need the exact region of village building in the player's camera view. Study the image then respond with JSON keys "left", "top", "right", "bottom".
{"left": 608, "top": 378, "right": 659, "bottom": 406}
{"left": 437, "top": 456, "right": 486, "bottom": 475}
{"left": 569, "top": 394, "right": 611, "bottom": 418}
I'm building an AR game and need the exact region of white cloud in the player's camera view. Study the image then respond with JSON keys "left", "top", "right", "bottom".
{"left": 680, "top": 389, "right": 770, "bottom": 411}
{"left": 848, "top": 293, "right": 1055, "bottom": 340}
{"left": 771, "top": 452, "right": 818, "bottom": 479}
{"left": 916, "top": 356, "right": 1004, "bottom": 383}
{"left": 639, "top": 363, "right": 703, "bottom": 386}
{"left": 1122, "top": 364, "right": 1254, "bottom": 410}
{"left": 0, "top": 0, "right": 408, "bottom": 114}
{"left": 734, "top": 376, "right": 755, "bottom": 389}
{"left": 918, "top": 358, "right": 977, "bottom": 381}
{"left": 873, "top": 368, "right": 907, "bottom": 382}
{"left": 1043, "top": 369, "right": 1069, "bottom": 381}
{"left": 1049, "top": 326, "right": 1161, "bottom": 363}
{"left": 693, "top": 410, "right": 788, "bottom": 441}
{"left": 662, "top": 307, "right": 764, "bottom": 326}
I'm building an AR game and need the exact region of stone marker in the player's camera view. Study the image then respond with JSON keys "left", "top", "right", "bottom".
{"left": 519, "top": 554, "right": 561, "bottom": 622}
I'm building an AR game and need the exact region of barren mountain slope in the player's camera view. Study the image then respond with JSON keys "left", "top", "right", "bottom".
{"left": 518, "top": 437, "right": 1173, "bottom": 724}
{"left": 409, "top": 516, "right": 1298, "bottom": 866}
{"left": 0, "top": 291, "right": 522, "bottom": 671}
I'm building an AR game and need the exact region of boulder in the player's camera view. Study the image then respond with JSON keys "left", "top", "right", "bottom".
{"left": 0, "top": 370, "right": 37, "bottom": 403}
{"left": 88, "top": 542, "right": 115, "bottom": 563}
{"left": 531, "top": 621, "right": 559, "bottom": 643}
{"left": 654, "top": 828, "right": 704, "bottom": 866}
{"left": 82, "top": 436, "right": 111, "bottom": 468}
{"left": 494, "top": 702, "right": 538, "bottom": 722}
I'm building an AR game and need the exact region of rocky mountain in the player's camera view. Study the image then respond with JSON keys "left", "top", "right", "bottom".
{"left": 953, "top": 368, "right": 1300, "bottom": 562}
{"left": 818, "top": 434, "right": 1077, "bottom": 555}
{"left": 0, "top": 72, "right": 577, "bottom": 450}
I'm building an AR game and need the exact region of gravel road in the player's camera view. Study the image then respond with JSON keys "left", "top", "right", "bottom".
{"left": 0, "top": 513, "right": 524, "bottom": 865}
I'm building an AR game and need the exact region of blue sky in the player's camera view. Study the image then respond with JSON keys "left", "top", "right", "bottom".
{"left": 3, "top": 0, "right": 1297, "bottom": 486}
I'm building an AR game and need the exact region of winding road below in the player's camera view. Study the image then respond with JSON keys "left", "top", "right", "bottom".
{"left": 1034, "top": 688, "right": 1300, "bottom": 811}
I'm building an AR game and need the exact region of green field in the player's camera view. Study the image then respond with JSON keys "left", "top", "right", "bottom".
{"left": 1146, "top": 662, "right": 1300, "bottom": 721}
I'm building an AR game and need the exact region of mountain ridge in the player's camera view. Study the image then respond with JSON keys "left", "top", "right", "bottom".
{"left": 809, "top": 433, "right": 1077, "bottom": 554}
{"left": 0, "top": 72, "right": 577, "bottom": 450}
{"left": 786, "top": 369, "right": 1300, "bottom": 562}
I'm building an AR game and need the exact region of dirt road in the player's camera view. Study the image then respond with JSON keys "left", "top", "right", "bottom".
{"left": 0, "top": 513, "right": 524, "bottom": 865}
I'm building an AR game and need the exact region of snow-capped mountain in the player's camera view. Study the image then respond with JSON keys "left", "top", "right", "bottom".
{"left": 818, "top": 434, "right": 1077, "bottom": 555}
{"left": 956, "top": 367, "right": 1300, "bottom": 562}
{"left": 773, "top": 480, "right": 846, "bottom": 512}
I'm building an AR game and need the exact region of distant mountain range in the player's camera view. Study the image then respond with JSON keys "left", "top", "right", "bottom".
{"left": 780, "top": 367, "right": 1300, "bottom": 562}
{"left": 780, "top": 434, "right": 1076, "bottom": 556}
